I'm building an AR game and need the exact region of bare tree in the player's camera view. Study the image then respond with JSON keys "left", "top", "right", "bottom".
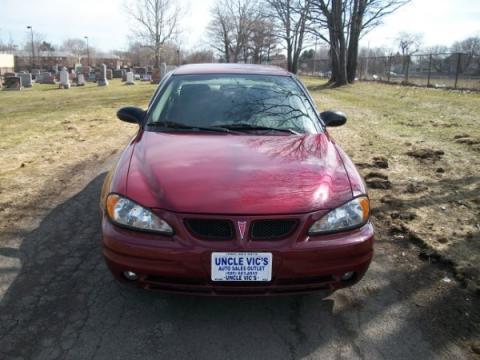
{"left": 61, "top": 38, "right": 87, "bottom": 63}
{"left": 395, "top": 32, "right": 422, "bottom": 74}
{"left": 184, "top": 49, "right": 216, "bottom": 64}
{"left": 310, "top": 0, "right": 410, "bottom": 85}
{"left": 396, "top": 31, "right": 422, "bottom": 57}
{"left": 249, "top": 18, "right": 277, "bottom": 63}
{"left": 265, "top": 0, "right": 311, "bottom": 73}
{"left": 451, "top": 36, "right": 480, "bottom": 74}
{"left": 125, "top": 0, "right": 181, "bottom": 68}
{"left": 208, "top": 0, "right": 261, "bottom": 63}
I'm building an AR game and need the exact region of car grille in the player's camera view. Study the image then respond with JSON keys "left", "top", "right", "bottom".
{"left": 184, "top": 219, "right": 234, "bottom": 240}
{"left": 250, "top": 219, "right": 298, "bottom": 241}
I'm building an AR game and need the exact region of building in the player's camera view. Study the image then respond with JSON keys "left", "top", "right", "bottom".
{"left": 0, "top": 53, "right": 15, "bottom": 74}
{"left": 14, "top": 50, "right": 73, "bottom": 71}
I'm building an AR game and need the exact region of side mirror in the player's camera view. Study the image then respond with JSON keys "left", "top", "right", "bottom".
{"left": 117, "top": 107, "right": 146, "bottom": 124}
{"left": 320, "top": 110, "right": 347, "bottom": 127}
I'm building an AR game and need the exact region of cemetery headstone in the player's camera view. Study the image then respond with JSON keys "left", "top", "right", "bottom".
{"left": 19, "top": 73, "right": 33, "bottom": 87}
{"left": 151, "top": 68, "right": 161, "bottom": 84}
{"left": 161, "top": 63, "right": 167, "bottom": 79}
{"left": 36, "top": 72, "right": 55, "bottom": 84}
{"left": 113, "top": 69, "right": 123, "bottom": 79}
{"left": 59, "top": 67, "right": 71, "bottom": 89}
{"left": 77, "top": 73, "right": 86, "bottom": 86}
{"left": 3, "top": 76, "right": 22, "bottom": 90}
{"left": 97, "top": 64, "right": 109, "bottom": 86}
{"left": 106, "top": 69, "right": 113, "bottom": 80}
{"left": 125, "top": 71, "right": 135, "bottom": 85}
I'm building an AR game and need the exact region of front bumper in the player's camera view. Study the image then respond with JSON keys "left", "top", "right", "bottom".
{"left": 102, "top": 214, "right": 374, "bottom": 296}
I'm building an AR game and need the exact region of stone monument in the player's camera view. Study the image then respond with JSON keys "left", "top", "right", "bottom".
{"left": 77, "top": 73, "right": 86, "bottom": 86}
{"left": 3, "top": 77, "right": 22, "bottom": 90}
{"left": 125, "top": 72, "right": 135, "bottom": 85}
{"left": 97, "top": 64, "right": 109, "bottom": 86}
{"left": 59, "top": 67, "right": 71, "bottom": 89}
{"left": 19, "top": 73, "right": 33, "bottom": 88}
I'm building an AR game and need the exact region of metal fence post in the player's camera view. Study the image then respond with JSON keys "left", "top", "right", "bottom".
{"left": 387, "top": 56, "right": 392, "bottom": 82}
{"left": 454, "top": 53, "right": 462, "bottom": 89}
{"left": 404, "top": 55, "right": 410, "bottom": 84}
{"left": 427, "top": 53, "right": 432, "bottom": 87}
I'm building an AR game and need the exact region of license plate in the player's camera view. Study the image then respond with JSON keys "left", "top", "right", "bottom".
{"left": 211, "top": 252, "right": 272, "bottom": 282}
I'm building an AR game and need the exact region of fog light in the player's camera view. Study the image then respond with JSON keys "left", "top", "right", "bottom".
{"left": 341, "top": 272, "right": 355, "bottom": 281}
{"left": 123, "top": 271, "right": 138, "bottom": 281}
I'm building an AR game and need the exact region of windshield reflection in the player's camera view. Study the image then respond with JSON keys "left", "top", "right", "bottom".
{"left": 148, "top": 74, "right": 320, "bottom": 134}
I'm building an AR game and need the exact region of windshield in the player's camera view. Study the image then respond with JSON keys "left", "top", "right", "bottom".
{"left": 147, "top": 74, "right": 320, "bottom": 134}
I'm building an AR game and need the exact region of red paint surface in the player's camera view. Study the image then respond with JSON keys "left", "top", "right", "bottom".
{"left": 100, "top": 67, "right": 374, "bottom": 295}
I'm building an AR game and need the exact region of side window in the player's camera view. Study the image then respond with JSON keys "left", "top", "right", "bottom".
{"left": 148, "top": 72, "right": 172, "bottom": 109}
{"left": 150, "top": 80, "right": 175, "bottom": 122}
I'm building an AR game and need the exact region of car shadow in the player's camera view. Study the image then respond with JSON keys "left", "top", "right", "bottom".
{"left": 0, "top": 173, "right": 477, "bottom": 359}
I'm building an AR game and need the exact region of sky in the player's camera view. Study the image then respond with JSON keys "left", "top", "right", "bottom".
{"left": 0, "top": 0, "right": 479, "bottom": 53}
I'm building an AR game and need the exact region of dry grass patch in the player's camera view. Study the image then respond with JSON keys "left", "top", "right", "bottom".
{"left": 304, "top": 77, "right": 480, "bottom": 291}
{"left": 0, "top": 80, "right": 155, "bottom": 242}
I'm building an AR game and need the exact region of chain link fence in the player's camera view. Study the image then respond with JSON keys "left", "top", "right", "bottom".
{"left": 299, "top": 53, "right": 480, "bottom": 90}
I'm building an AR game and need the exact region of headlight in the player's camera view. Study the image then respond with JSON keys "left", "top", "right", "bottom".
{"left": 309, "top": 196, "right": 370, "bottom": 235}
{"left": 106, "top": 193, "right": 174, "bottom": 235}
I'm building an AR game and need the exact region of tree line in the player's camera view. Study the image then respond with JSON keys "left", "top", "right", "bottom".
{"left": 206, "top": 0, "right": 410, "bottom": 86}
{"left": 123, "top": 0, "right": 410, "bottom": 86}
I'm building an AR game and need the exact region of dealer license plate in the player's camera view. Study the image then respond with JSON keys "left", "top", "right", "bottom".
{"left": 211, "top": 252, "right": 272, "bottom": 282}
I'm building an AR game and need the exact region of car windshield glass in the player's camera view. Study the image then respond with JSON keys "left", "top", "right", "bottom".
{"left": 147, "top": 74, "right": 320, "bottom": 134}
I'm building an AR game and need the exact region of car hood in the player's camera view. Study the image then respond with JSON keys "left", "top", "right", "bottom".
{"left": 126, "top": 131, "right": 353, "bottom": 214}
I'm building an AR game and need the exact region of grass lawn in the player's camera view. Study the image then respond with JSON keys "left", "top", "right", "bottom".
{"left": 303, "top": 77, "right": 480, "bottom": 291}
{"left": 1, "top": 77, "right": 479, "bottom": 290}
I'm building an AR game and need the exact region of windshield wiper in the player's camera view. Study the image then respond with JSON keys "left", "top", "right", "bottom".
{"left": 147, "top": 121, "right": 237, "bottom": 134}
{"left": 216, "top": 123, "right": 301, "bottom": 135}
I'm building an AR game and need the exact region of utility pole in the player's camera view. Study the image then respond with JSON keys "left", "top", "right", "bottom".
{"left": 27, "top": 26, "right": 35, "bottom": 70}
{"left": 84, "top": 36, "right": 90, "bottom": 67}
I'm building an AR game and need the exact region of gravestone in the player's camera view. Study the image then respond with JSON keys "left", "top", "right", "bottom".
{"left": 77, "top": 73, "right": 85, "bottom": 86}
{"left": 97, "top": 64, "right": 108, "bottom": 86}
{"left": 106, "top": 69, "right": 113, "bottom": 80}
{"left": 161, "top": 63, "right": 167, "bottom": 79}
{"left": 31, "top": 69, "right": 40, "bottom": 80}
{"left": 125, "top": 71, "right": 135, "bottom": 85}
{"left": 19, "top": 73, "right": 33, "bottom": 87}
{"left": 88, "top": 73, "right": 96, "bottom": 81}
{"left": 37, "top": 72, "right": 56, "bottom": 84}
{"left": 4, "top": 72, "right": 16, "bottom": 78}
{"left": 151, "top": 68, "right": 161, "bottom": 84}
{"left": 142, "top": 73, "right": 152, "bottom": 82}
{"left": 121, "top": 70, "right": 127, "bottom": 82}
{"left": 113, "top": 69, "right": 123, "bottom": 79}
{"left": 59, "top": 67, "right": 71, "bottom": 89}
{"left": 3, "top": 76, "right": 22, "bottom": 90}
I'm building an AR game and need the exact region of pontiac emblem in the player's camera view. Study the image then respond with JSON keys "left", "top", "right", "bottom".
{"left": 238, "top": 221, "right": 247, "bottom": 240}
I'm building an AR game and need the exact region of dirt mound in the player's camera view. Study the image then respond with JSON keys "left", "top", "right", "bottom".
{"left": 406, "top": 148, "right": 444, "bottom": 161}
{"left": 454, "top": 135, "right": 480, "bottom": 146}
{"left": 405, "top": 182, "right": 429, "bottom": 193}
{"left": 355, "top": 156, "right": 389, "bottom": 170}
{"left": 365, "top": 171, "right": 391, "bottom": 189}
{"left": 372, "top": 156, "right": 389, "bottom": 168}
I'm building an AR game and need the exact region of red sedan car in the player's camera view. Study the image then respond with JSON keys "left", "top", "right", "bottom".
{"left": 100, "top": 64, "right": 373, "bottom": 295}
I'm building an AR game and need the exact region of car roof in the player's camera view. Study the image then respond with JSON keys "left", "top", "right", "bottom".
{"left": 172, "top": 63, "right": 291, "bottom": 76}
